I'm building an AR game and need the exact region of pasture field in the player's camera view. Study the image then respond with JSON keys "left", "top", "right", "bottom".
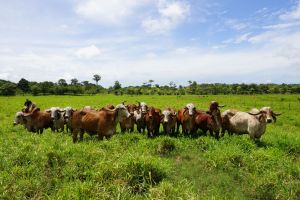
{"left": 1, "top": 94, "right": 300, "bottom": 199}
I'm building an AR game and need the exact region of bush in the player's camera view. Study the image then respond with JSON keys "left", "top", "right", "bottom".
{"left": 156, "top": 138, "right": 176, "bottom": 156}
{"left": 125, "top": 161, "right": 166, "bottom": 194}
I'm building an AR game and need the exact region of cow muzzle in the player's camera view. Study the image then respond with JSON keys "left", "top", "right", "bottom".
{"left": 267, "top": 118, "right": 272, "bottom": 123}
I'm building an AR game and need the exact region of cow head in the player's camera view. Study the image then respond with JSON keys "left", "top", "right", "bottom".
{"left": 184, "top": 103, "right": 196, "bottom": 116}
{"left": 13, "top": 112, "right": 25, "bottom": 126}
{"left": 115, "top": 104, "right": 131, "bottom": 120}
{"left": 161, "top": 109, "right": 177, "bottom": 124}
{"left": 137, "top": 101, "right": 148, "bottom": 114}
{"left": 126, "top": 104, "right": 137, "bottom": 117}
{"left": 46, "top": 107, "right": 63, "bottom": 120}
{"left": 248, "top": 107, "right": 281, "bottom": 123}
{"left": 63, "top": 107, "right": 76, "bottom": 122}
{"left": 209, "top": 101, "right": 225, "bottom": 113}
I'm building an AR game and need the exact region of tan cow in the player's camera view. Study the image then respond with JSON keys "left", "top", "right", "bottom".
{"left": 71, "top": 104, "right": 130, "bottom": 143}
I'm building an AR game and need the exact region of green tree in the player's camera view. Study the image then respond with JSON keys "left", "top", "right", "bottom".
{"left": 93, "top": 74, "right": 101, "bottom": 85}
{"left": 58, "top": 79, "right": 67, "bottom": 86}
{"left": 113, "top": 81, "right": 122, "bottom": 90}
{"left": 0, "top": 83, "right": 17, "bottom": 96}
{"left": 17, "top": 78, "right": 30, "bottom": 93}
{"left": 70, "top": 78, "right": 79, "bottom": 85}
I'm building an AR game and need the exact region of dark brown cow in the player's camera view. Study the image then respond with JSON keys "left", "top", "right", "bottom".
{"left": 194, "top": 109, "right": 222, "bottom": 139}
{"left": 145, "top": 107, "right": 161, "bottom": 137}
{"left": 120, "top": 104, "right": 137, "bottom": 133}
{"left": 161, "top": 108, "right": 177, "bottom": 135}
{"left": 208, "top": 101, "right": 225, "bottom": 114}
{"left": 22, "top": 99, "right": 37, "bottom": 113}
{"left": 71, "top": 104, "right": 130, "bottom": 143}
{"left": 20, "top": 108, "right": 53, "bottom": 134}
{"left": 177, "top": 103, "right": 196, "bottom": 135}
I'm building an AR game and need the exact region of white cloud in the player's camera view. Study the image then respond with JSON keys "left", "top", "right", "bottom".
{"left": 263, "top": 21, "right": 300, "bottom": 29}
{"left": 225, "top": 19, "right": 248, "bottom": 31}
{"left": 75, "top": 45, "right": 102, "bottom": 59}
{"left": 142, "top": 0, "right": 190, "bottom": 34}
{"left": 280, "top": 1, "right": 300, "bottom": 20}
{"left": 75, "top": 0, "right": 149, "bottom": 24}
{"left": 223, "top": 33, "right": 252, "bottom": 44}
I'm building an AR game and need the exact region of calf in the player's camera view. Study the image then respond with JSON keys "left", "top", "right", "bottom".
{"left": 225, "top": 107, "right": 281, "bottom": 140}
{"left": 46, "top": 107, "right": 65, "bottom": 132}
{"left": 120, "top": 104, "right": 137, "bottom": 133}
{"left": 177, "top": 103, "right": 196, "bottom": 135}
{"left": 145, "top": 107, "right": 161, "bottom": 137}
{"left": 161, "top": 108, "right": 177, "bottom": 135}
{"left": 21, "top": 108, "right": 53, "bottom": 134}
{"left": 71, "top": 104, "right": 130, "bottom": 143}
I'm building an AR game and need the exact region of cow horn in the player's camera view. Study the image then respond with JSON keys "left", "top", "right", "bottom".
{"left": 273, "top": 112, "right": 282, "bottom": 116}
{"left": 218, "top": 105, "right": 226, "bottom": 108}
{"left": 248, "top": 111, "right": 262, "bottom": 115}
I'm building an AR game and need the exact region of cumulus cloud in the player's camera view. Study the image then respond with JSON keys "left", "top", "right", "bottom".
{"left": 75, "top": 45, "right": 102, "bottom": 59}
{"left": 75, "top": 0, "right": 149, "bottom": 25}
{"left": 142, "top": 0, "right": 190, "bottom": 34}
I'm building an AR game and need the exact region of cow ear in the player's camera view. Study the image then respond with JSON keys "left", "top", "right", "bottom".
{"left": 258, "top": 114, "right": 264, "bottom": 122}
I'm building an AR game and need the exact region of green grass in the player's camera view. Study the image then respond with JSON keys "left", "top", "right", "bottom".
{"left": 1, "top": 94, "right": 300, "bottom": 199}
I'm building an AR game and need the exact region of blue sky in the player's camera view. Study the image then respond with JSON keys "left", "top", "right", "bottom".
{"left": 0, "top": 0, "right": 299, "bottom": 87}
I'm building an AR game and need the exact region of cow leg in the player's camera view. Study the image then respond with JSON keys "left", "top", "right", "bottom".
{"left": 209, "top": 129, "right": 214, "bottom": 137}
{"left": 79, "top": 130, "right": 84, "bottom": 141}
{"left": 137, "top": 126, "right": 141, "bottom": 133}
{"left": 176, "top": 123, "right": 181, "bottom": 134}
{"left": 215, "top": 131, "right": 220, "bottom": 140}
{"left": 97, "top": 134, "right": 104, "bottom": 140}
{"left": 72, "top": 131, "right": 78, "bottom": 143}
{"left": 106, "top": 135, "right": 112, "bottom": 140}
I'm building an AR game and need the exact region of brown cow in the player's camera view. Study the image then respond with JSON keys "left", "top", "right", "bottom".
{"left": 20, "top": 108, "right": 53, "bottom": 134}
{"left": 120, "top": 103, "right": 137, "bottom": 133}
{"left": 71, "top": 104, "right": 130, "bottom": 143}
{"left": 161, "top": 108, "right": 177, "bottom": 135}
{"left": 145, "top": 107, "right": 161, "bottom": 137}
{"left": 177, "top": 103, "right": 196, "bottom": 135}
{"left": 194, "top": 109, "right": 222, "bottom": 139}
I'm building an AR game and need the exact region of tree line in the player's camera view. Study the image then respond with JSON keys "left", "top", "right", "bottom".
{"left": 0, "top": 76, "right": 300, "bottom": 96}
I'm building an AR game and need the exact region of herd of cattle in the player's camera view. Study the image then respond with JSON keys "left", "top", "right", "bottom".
{"left": 13, "top": 99, "right": 281, "bottom": 143}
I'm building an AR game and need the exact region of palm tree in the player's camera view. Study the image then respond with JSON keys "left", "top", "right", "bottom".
{"left": 93, "top": 74, "right": 101, "bottom": 85}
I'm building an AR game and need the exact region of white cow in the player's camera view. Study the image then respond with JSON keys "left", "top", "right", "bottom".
{"left": 46, "top": 107, "right": 65, "bottom": 132}
{"left": 223, "top": 107, "right": 281, "bottom": 140}
{"left": 63, "top": 106, "right": 76, "bottom": 133}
